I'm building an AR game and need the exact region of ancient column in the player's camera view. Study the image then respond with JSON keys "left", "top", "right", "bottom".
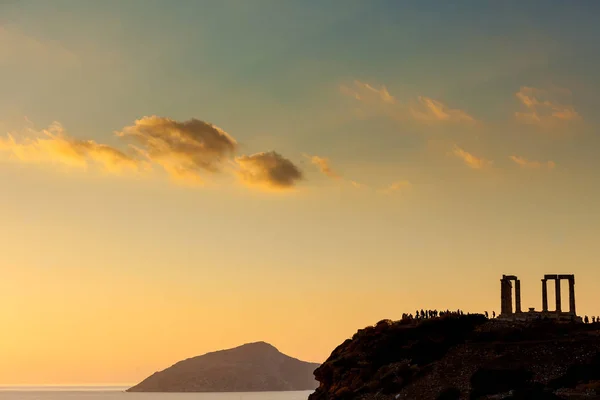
{"left": 555, "top": 278, "right": 562, "bottom": 312}
{"left": 568, "top": 277, "right": 576, "bottom": 315}
{"left": 542, "top": 279, "right": 548, "bottom": 312}
{"left": 506, "top": 280, "right": 513, "bottom": 314}
{"left": 500, "top": 278, "right": 507, "bottom": 314}
{"left": 515, "top": 279, "right": 522, "bottom": 313}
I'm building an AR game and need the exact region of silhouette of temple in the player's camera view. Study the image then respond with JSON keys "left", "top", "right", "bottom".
{"left": 498, "top": 274, "right": 582, "bottom": 322}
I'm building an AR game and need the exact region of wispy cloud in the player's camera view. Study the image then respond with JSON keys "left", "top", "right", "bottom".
{"left": 410, "top": 96, "right": 475, "bottom": 124}
{"left": 340, "top": 80, "right": 476, "bottom": 125}
{"left": 340, "top": 80, "right": 396, "bottom": 104}
{"left": 303, "top": 153, "right": 368, "bottom": 189}
{"left": 515, "top": 86, "right": 581, "bottom": 127}
{"left": 235, "top": 151, "right": 303, "bottom": 191}
{"left": 380, "top": 180, "right": 412, "bottom": 194}
{"left": 307, "top": 155, "right": 340, "bottom": 179}
{"left": 452, "top": 145, "right": 491, "bottom": 169}
{"left": 0, "top": 122, "right": 141, "bottom": 173}
{"left": 509, "top": 155, "right": 555, "bottom": 170}
{"left": 350, "top": 181, "right": 367, "bottom": 189}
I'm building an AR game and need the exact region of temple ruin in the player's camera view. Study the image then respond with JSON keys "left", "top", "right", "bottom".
{"left": 498, "top": 274, "right": 582, "bottom": 322}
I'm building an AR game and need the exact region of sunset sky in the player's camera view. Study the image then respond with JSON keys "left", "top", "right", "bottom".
{"left": 2, "top": 0, "right": 600, "bottom": 386}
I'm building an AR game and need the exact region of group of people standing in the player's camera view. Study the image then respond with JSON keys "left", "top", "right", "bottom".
{"left": 400, "top": 310, "right": 599, "bottom": 323}
{"left": 401, "top": 309, "right": 468, "bottom": 320}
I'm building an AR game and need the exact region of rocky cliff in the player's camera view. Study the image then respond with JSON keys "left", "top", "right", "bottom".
{"left": 309, "top": 315, "right": 600, "bottom": 400}
{"left": 128, "top": 341, "right": 320, "bottom": 392}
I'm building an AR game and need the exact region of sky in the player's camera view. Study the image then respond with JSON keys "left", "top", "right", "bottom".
{"left": 1, "top": 0, "right": 600, "bottom": 386}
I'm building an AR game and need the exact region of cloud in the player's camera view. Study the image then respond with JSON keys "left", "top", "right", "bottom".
{"left": 0, "top": 122, "right": 140, "bottom": 173}
{"left": 235, "top": 151, "right": 303, "bottom": 190}
{"left": 2, "top": 117, "right": 303, "bottom": 191}
{"left": 509, "top": 155, "right": 555, "bottom": 169}
{"left": 340, "top": 80, "right": 475, "bottom": 124}
{"left": 452, "top": 145, "right": 491, "bottom": 169}
{"left": 410, "top": 96, "right": 475, "bottom": 124}
{"left": 306, "top": 155, "right": 340, "bottom": 179}
{"left": 381, "top": 180, "right": 412, "bottom": 194}
{"left": 350, "top": 181, "right": 367, "bottom": 189}
{"left": 340, "top": 80, "right": 396, "bottom": 104}
{"left": 117, "top": 116, "right": 237, "bottom": 183}
{"left": 304, "top": 153, "right": 369, "bottom": 189}
{"left": 515, "top": 86, "right": 581, "bottom": 127}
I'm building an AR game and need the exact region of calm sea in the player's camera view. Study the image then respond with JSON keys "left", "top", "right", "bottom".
{"left": 0, "top": 387, "right": 314, "bottom": 400}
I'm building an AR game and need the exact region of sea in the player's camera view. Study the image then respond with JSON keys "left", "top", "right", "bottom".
{"left": 0, "top": 387, "right": 314, "bottom": 400}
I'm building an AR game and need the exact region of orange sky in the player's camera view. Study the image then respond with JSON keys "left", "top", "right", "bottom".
{"left": 2, "top": 0, "right": 600, "bottom": 385}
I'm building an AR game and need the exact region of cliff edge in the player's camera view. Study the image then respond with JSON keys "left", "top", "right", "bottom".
{"left": 128, "top": 341, "right": 320, "bottom": 392}
{"left": 309, "top": 315, "right": 600, "bottom": 399}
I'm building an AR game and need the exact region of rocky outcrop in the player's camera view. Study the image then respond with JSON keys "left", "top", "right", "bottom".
{"left": 309, "top": 316, "right": 600, "bottom": 400}
{"left": 128, "top": 341, "right": 319, "bottom": 392}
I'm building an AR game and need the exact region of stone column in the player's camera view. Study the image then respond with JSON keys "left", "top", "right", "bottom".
{"left": 515, "top": 279, "right": 522, "bottom": 313}
{"left": 555, "top": 278, "right": 562, "bottom": 312}
{"left": 569, "top": 277, "right": 576, "bottom": 315}
{"left": 500, "top": 278, "right": 512, "bottom": 315}
{"left": 500, "top": 278, "right": 507, "bottom": 314}
{"left": 506, "top": 280, "right": 513, "bottom": 314}
{"left": 542, "top": 279, "right": 548, "bottom": 312}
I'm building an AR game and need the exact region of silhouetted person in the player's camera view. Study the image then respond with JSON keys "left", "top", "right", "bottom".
{"left": 420, "top": 309, "right": 425, "bottom": 319}
{"left": 485, "top": 311, "right": 489, "bottom": 318}
{"left": 493, "top": 311, "right": 496, "bottom": 318}
{"left": 416, "top": 310, "right": 420, "bottom": 319}
{"left": 585, "top": 315, "right": 589, "bottom": 324}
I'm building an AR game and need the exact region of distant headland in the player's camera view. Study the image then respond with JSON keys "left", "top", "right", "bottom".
{"left": 127, "top": 341, "right": 319, "bottom": 392}
{"left": 310, "top": 273, "right": 600, "bottom": 399}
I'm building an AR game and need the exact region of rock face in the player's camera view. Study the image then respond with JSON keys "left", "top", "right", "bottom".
{"left": 309, "top": 316, "right": 600, "bottom": 400}
{"left": 128, "top": 341, "right": 320, "bottom": 392}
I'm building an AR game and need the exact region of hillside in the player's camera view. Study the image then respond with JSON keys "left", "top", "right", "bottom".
{"left": 309, "top": 315, "right": 600, "bottom": 399}
{"left": 127, "top": 341, "right": 320, "bottom": 392}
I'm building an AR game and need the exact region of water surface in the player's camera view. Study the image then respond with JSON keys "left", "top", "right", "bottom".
{"left": 0, "top": 387, "right": 313, "bottom": 400}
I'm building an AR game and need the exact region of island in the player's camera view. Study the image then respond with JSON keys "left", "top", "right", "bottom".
{"left": 127, "top": 341, "right": 320, "bottom": 392}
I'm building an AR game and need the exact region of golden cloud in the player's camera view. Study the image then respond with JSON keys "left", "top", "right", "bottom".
{"left": 381, "top": 180, "right": 412, "bottom": 194}
{"left": 452, "top": 145, "right": 491, "bottom": 169}
{"left": 304, "top": 153, "right": 369, "bottom": 189}
{"left": 306, "top": 155, "right": 340, "bottom": 179}
{"left": 340, "top": 80, "right": 475, "bottom": 124}
{"left": 509, "top": 155, "right": 555, "bottom": 169}
{"left": 117, "top": 116, "right": 237, "bottom": 182}
{"left": 340, "top": 80, "right": 397, "bottom": 104}
{"left": 1, "top": 117, "right": 304, "bottom": 191}
{"left": 410, "top": 96, "right": 475, "bottom": 124}
{"left": 350, "top": 181, "right": 367, "bottom": 189}
{"left": 235, "top": 151, "right": 303, "bottom": 190}
{"left": 515, "top": 86, "right": 581, "bottom": 127}
{"left": 0, "top": 122, "right": 140, "bottom": 173}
